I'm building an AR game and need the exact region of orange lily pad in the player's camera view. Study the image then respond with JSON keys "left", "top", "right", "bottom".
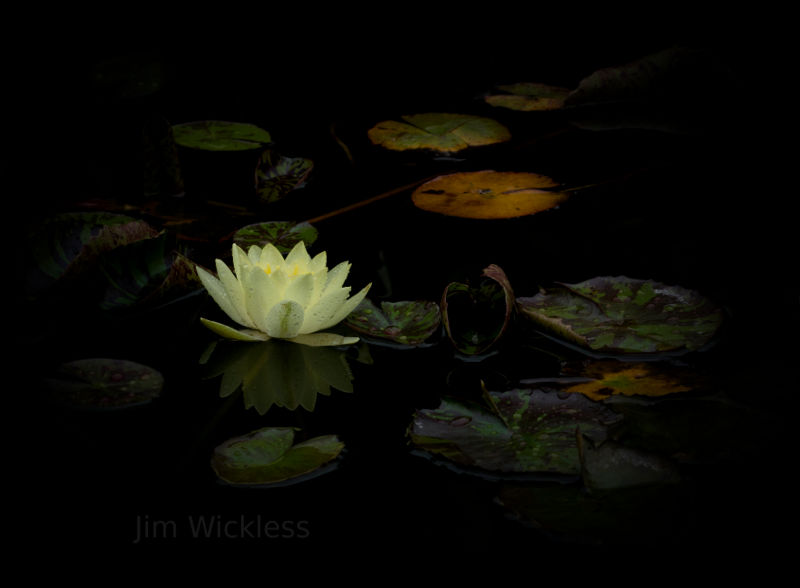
{"left": 367, "top": 113, "right": 510, "bottom": 154}
{"left": 411, "top": 170, "right": 568, "bottom": 219}
{"left": 484, "top": 82, "right": 572, "bottom": 111}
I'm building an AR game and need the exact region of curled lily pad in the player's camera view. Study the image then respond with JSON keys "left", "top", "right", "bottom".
{"left": 517, "top": 277, "right": 723, "bottom": 356}
{"left": 367, "top": 113, "right": 510, "bottom": 154}
{"left": 408, "top": 388, "right": 621, "bottom": 477}
{"left": 44, "top": 358, "right": 164, "bottom": 410}
{"left": 411, "top": 171, "right": 567, "bottom": 219}
{"left": 233, "top": 220, "right": 318, "bottom": 255}
{"left": 172, "top": 120, "right": 272, "bottom": 151}
{"left": 200, "top": 340, "right": 354, "bottom": 414}
{"left": 344, "top": 299, "right": 441, "bottom": 346}
{"left": 442, "top": 264, "right": 514, "bottom": 356}
{"left": 254, "top": 149, "right": 314, "bottom": 203}
{"left": 211, "top": 427, "right": 345, "bottom": 486}
{"left": 484, "top": 82, "right": 572, "bottom": 111}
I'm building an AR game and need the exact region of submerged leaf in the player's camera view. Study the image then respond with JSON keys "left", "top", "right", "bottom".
{"left": 412, "top": 170, "right": 567, "bottom": 219}
{"left": 233, "top": 221, "right": 318, "bottom": 255}
{"left": 368, "top": 113, "right": 510, "bottom": 154}
{"left": 344, "top": 299, "right": 441, "bottom": 346}
{"left": 172, "top": 120, "right": 272, "bottom": 151}
{"left": 517, "top": 277, "right": 722, "bottom": 355}
{"left": 484, "top": 82, "right": 572, "bottom": 111}
{"left": 211, "top": 427, "right": 345, "bottom": 485}
{"left": 409, "top": 388, "right": 621, "bottom": 476}
{"left": 254, "top": 149, "right": 314, "bottom": 203}
{"left": 442, "top": 264, "right": 514, "bottom": 356}
{"left": 45, "top": 358, "right": 164, "bottom": 409}
{"left": 558, "top": 360, "right": 697, "bottom": 401}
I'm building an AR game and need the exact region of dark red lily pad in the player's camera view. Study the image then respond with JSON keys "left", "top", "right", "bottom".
{"left": 517, "top": 276, "right": 723, "bottom": 355}
{"left": 344, "top": 299, "right": 441, "bottom": 346}
{"left": 45, "top": 358, "right": 164, "bottom": 409}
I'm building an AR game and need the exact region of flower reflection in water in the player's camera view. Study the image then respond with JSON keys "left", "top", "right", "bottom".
{"left": 200, "top": 339, "right": 354, "bottom": 414}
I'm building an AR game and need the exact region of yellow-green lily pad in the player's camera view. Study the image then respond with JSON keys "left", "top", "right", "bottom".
{"left": 367, "top": 113, "right": 510, "bottom": 154}
{"left": 484, "top": 82, "right": 572, "bottom": 111}
{"left": 517, "top": 277, "right": 723, "bottom": 355}
{"left": 411, "top": 170, "right": 567, "bottom": 219}
{"left": 344, "top": 299, "right": 441, "bottom": 346}
{"left": 211, "top": 427, "right": 345, "bottom": 486}
{"left": 172, "top": 120, "right": 272, "bottom": 151}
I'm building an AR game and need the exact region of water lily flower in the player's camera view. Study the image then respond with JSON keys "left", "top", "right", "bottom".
{"left": 196, "top": 241, "right": 370, "bottom": 346}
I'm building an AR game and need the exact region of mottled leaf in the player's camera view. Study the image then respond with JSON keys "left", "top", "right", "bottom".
{"left": 254, "top": 149, "right": 314, "bottom": 203}
{"left": 233, "top": 221, "right": 318, "bottom": 255}
{"left": 344, "top": 299, "right": 440, "bottom": 346}
{"left": 211, "top": 427, "right": 345, "bottom": 486}
{"left": 368, "top": 113, "right": 510, "bottom": 154}
{"left": 484, "top": 82, "right": 572, "bottom": 111}
{"left": 517, "top": 277, "right": 723, "bottom": 355}
{"left": 45, "top": 358, "right": 163, "bottom": 409}
{"left": 409, "top": 388, "right": 621, "bottom": 476}
{"left": 412, "top": 171, "right": 567, "bottom": 219}
{"left": 578, "top": 437, "right": 681, "bottom": 490}
{"left": 172, "top": 120, "right": 272, "bottom": 151}
{"left": 556, "top": 360, "right": 698, "bottom": 401}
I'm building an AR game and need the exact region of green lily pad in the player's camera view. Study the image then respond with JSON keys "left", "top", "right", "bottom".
{"left": 484, "top": 82, "right": 572, "bottom": 111}
{"left": 254, "top": 149, "right": 314, "bottom": 203}
{"left": 408, "top": 388, "right": 621, "bottom": 476}
{"left": 367, "top": 113, "right": 511, "bottom": 154}
{"left": 44, "top": 358, "right": 164, "bottom": 409}
{"left": 26, "top": 212, "right": 160, "bottom": 295}
{"left": 344, "top": 299, "right": 441, "bottom": 346}
{"left": 442, "top": 264, "right": 515, "bottom": 356}
{"left": 200, "top": 340, "right": 354, "bottom": 414}
{"left": 233, "top": 221, "right": 318, "bottom": 255}
{"left": 517, "top": 277, "right": 723, "bottom": 355}
{"left": 172, "top": 120, "right": 272, "bottom": 151}
{"left": 211, "top": 427, "right": 345, "bottom": 486}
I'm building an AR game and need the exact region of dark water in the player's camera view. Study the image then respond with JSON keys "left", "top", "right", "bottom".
{"left": 13, "top": 24, "right": 796, "bottom": 556}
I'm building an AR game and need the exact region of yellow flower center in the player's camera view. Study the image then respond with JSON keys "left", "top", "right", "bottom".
{"left": 263, "top": 263, "right": 302, "bottom": 277}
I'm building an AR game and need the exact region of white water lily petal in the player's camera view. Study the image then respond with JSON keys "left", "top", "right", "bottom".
{"left": 200, "top": 318, "right": 271, "bottom": 341}
{"left": 309, "top": 251, "right": 327, "bottom": 273}
{"left": 247, "top": 244, "right": 263, "bottom": 265}
{"left": 259, "top": 242, "right": 284, "bottom": 269}
{"left": 323, "top": 261, "right": 351, "bottom": 295}
{"left": 327, "top": 283, "right": 372, "bottom": 327}
{"left": 284, "top": 272, "right": 315, "bottom": 308}
{"left": 264, "top": 300, "right": 305, "bottom": 338}
{"left": 288, "top": 333, "right": 361, "bottom": 347}
{"left": 196, "top": 266, "right": 245, "bottom": 327}
{"left": 214, "top": 258, "right": 253, "bottom": 328}
{"left": 284, "top": 240, "right": 312, "bottom": 269}
{"left": 241, "top": 266, "right": 282, "bottom": 332}
{"left": 302, "top": 287, "right": 352, "bottom": 333}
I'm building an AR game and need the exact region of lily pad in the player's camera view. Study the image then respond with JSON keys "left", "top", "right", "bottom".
{"left": 517, "top": 277, "right": 723, "bottom": 355}
{"left": 233, "top": 221, "right": 318, "bottom": 255}
{"left": 442, "top": 264, "right": 514, "bottom": 356}
{"left": 172, "top": 120, "right": 272, "bottom": 151}
{"left": 411, "top": 171, "right": 567, "bottom": 219}
{"left": 367, "top": 113, "right": 510, "bottom": 154}
{"left": 254, "top": 149, "right": 314, "bottom": 203}
{"left": 484, "top": 82, "right": 572, "bottom": 111}
{"left": 408, "top": 388, "right": 621, "bottom": 476}
{"left": 344, "top": 299, "right": 441, "bottom": 346}
{"left": 557, "top": 360, "right": 698, "bottom": 401}
{"left": 200, "top": 340, "right": 354, "bottom": 414}
{"left": 578, "top": 437, "right": 681, "bottom": 490}
{"left": 44, "top": 358, "right": 164, "bottom": 409}
{"left": 211, "top": 427, "right": 345, "bottom": 486}
{"left": 26, "top": 212, "right": 160, "bottom": 295}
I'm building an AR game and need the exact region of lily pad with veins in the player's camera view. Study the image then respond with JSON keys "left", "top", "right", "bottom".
{"left": 344, "top": 299, "right": 441, "bottom": 346}
{"left": 254, "top": 149, "right": 314, "bottom": 203}
{"left": 233, "top": 221, "right": 318, "bottom": 255}
{"left": 409, "top": 388, "right": 621, "bottom": 476}
{"left": 367, "top": 113, "right": 510, "bottom": 154}
{"left": 517, "top": 277, "right": 723, "bottom": 355}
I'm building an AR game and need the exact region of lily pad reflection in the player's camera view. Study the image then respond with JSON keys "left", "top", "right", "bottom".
{"left": 200, "top": 340, "right": 354, "bottom": 414}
